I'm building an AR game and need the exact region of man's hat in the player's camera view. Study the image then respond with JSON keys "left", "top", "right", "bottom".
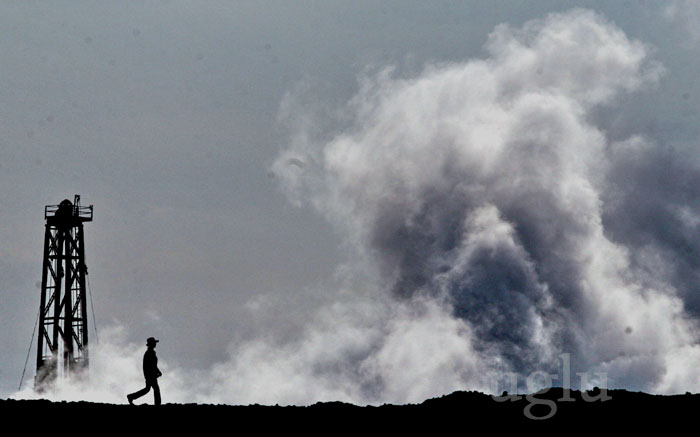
{"left": 147, "top": 337, "right": 159, "bottom": 345}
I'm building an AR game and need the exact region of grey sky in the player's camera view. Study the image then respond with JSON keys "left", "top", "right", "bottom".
{"left": 2, "top": 1, "right": 699, "bottom": 401}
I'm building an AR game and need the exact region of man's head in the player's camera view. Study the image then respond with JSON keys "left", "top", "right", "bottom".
{"left": 146, "top": 337, "right": 159, "bottom": 348}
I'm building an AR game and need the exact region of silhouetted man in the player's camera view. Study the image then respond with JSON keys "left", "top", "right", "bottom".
{"left": 127, "top": 337, "right": 163, "bottom": 405}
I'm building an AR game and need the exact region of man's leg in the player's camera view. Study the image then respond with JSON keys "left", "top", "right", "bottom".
{"left": 128, "top": 381, "right": 151, "bottom": 403}
{"left": 151, "top": 378, "right": 161, "bottom": 405}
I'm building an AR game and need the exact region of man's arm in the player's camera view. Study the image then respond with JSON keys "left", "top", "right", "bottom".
{"left": 155, "top": 354, "right": 162, "bottom": 378}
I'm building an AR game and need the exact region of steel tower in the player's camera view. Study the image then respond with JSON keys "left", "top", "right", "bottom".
{"left": 35, "top": 195, "right": 93, "bottom": 391}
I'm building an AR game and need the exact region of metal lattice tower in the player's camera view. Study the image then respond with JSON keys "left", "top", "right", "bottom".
{"left": 35, "top": 195, "right": 93, "bottom": 391}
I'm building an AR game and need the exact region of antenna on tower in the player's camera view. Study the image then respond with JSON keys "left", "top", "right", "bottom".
{"left": 34, "top": 195, "right": 93, "bottom": 392}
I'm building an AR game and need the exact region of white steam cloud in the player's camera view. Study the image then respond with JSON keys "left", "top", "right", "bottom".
{"left": 13, "top": 9, "right": 700, "bottom": 405}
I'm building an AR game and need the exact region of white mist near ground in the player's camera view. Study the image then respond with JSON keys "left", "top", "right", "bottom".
{"left": 12, "top": 298, "right": 497, "bottom": 405}
{"left": 12, "top": 325, "right": 197, "bottom": 404}
{"left": 12, "top": 8, "right": 700, "bottom": 405}
{"left": 13, "top": 325, "right": 150, "bottom": 403}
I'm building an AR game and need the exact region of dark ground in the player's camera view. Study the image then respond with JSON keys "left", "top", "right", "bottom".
{"left": 1, "top": 388, "right": 695, "bottom": 431}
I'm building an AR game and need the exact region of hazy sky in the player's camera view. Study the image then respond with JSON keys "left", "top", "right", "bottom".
{"left": 2, "top": 1, "right": 700, "bottom": 403}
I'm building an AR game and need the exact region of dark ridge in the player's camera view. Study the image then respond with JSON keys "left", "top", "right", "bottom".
{"left": 1, "top": 388, "right": 695, "bottom": 430}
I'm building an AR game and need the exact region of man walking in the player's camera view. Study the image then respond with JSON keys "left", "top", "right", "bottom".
{"left": 127, "top": 337, "right": 163, "bottom": 405}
